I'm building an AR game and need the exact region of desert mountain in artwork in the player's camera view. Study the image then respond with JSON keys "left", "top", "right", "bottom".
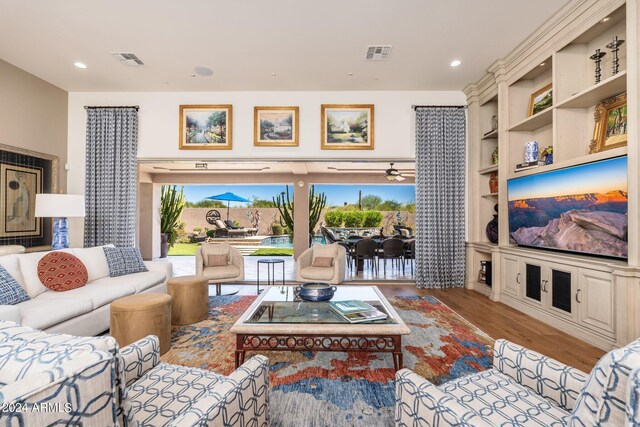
{"left": 509, "top": 191, "right": 628, "bottom": 258}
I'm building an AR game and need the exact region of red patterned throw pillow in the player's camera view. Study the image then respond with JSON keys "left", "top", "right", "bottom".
{"left": 37, "top": 252, "right": 88, "bottom": 292}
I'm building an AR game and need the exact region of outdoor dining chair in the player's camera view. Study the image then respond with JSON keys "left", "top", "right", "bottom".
{"left": 379, "top": 238, "right": 405, "bottom": 275}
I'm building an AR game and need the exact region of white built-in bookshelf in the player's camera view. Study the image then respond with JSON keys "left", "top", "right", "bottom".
{"left": 464, "top": 0, "right": 637, "bottom": 351}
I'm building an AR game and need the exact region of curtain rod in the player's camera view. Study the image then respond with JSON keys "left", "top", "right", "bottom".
{"left": 411, "top": 105, "right": 467, "bottom": 110}
{"left": 84, "top": 106, "right": 139, "bottom": 110}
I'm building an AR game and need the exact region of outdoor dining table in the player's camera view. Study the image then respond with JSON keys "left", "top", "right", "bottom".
{"left": 347, "top": 237, "right": 414, "bottom": 273}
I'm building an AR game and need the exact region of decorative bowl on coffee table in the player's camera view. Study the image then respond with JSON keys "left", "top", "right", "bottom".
{"left": 295, "top": 282, "right": 337, "bottom": 302}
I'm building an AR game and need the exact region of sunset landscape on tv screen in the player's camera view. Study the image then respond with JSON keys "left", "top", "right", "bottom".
{"left": 507, "top": 156, "right": 628, "bottom": 258}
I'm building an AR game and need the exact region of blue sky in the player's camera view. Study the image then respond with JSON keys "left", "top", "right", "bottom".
{"left": 508, "top": 156, "right": 627, "bottom": 200}
{"left": 182, "top": 184, "right": 415, "bottom": 206}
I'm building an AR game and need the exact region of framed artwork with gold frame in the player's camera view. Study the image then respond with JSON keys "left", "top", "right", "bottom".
{"left": 254, "top": 106, "right": 299, "bottom": 147}
{"left": 321, "top": 104, "right": 374, "bottom": 150}
{"left": 179, "top": 105, "right": 232, "bottom": 150}
{"left": 589, "top": 92, "right": 627, "bottom": 154}
{"left": 528, "top": 83, "right": 553, "bottom": 116}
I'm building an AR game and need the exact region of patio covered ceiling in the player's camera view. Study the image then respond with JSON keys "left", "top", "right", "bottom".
{"left": 139, "top": 161, "right": 415, "bottom": 176}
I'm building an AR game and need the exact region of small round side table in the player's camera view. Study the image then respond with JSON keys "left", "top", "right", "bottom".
{"left": 256, "top": 258, "right": 285, "bottom": 294}
{"left": 110, "top": 293, "right": 172, "bottom": 355}
{"left": 167, "top": 275, "right": 209, "bottom": 325}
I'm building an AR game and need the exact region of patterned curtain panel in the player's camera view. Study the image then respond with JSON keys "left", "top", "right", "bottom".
{"left": 415, "top": 107, "right": 466, "bottom": 289}
{"left": 84, "top": 108, "right": 138, "bottom": 248}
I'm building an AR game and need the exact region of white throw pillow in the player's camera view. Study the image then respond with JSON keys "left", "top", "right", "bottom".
{"left": 73, "top": 245, "right": 113, "bottom": 282}
{"left": 312, "top": 243, "right": 338, "bottom": 263}
{"left": 201, "top": 243, "right": 230, "bottom": 266}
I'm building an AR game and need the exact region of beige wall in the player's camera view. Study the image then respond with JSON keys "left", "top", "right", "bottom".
{"left": 0, "top": 59, "right": 68, "bottom": 191}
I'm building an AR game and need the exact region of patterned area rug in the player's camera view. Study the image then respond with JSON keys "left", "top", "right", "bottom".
{"left": 161, "top": 295, "right": 494, "bottom": 427}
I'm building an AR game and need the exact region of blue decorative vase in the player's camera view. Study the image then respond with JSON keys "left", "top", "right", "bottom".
{"left": 52, "top": 217, "right": 69, "bottom": 250}
{"left": 544, "top": 153, "right": 553, "bottom": 165}
{"left": 525, "top": 141, "right": 539, "bottom": 163}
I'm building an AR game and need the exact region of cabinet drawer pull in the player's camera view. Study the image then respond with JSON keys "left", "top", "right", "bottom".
{"left": 516, "top": 273, "right": 521, "bottom": 284}
{"left": 542, "top": 280, "right": 548, "bottom": 293}
{"left": 576, "top": 289, "right": 582, "bottom": 303}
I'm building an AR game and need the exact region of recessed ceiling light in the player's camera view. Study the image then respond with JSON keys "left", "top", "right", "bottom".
{"left": 271, "top": 72, "right": 277, "bottom": 77}
{"left": 450, "top": 59, "right": 461, "bottom": 67}
{"left": 347, "top": 72, "right": 353, "bottom": 76}
{"left": 539, "top": 62, "right": 546, "bottom": 67}
{"left": 602, "top": 16, "right": 611, "bottom": 22}
{"left": 189, "top": 73, "right": 196, "bottom": 78}
{"left": 74, "top": 62, "right": 87, "bottom": 69}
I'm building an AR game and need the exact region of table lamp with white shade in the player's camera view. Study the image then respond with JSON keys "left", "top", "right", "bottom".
{"left": 34, "top": 194, "right": 85, "bottom": 249}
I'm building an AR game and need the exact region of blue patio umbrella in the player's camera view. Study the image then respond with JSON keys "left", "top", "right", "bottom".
{"left": 206, "top": 192, "right": 251, "bottom": 220}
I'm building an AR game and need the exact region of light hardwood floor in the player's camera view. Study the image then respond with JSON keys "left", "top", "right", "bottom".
{"left": 229, "top": 283, "right": 604, "bottom": 373}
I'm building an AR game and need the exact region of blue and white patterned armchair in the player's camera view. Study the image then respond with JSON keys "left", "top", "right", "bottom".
{"left": 119, "top": 336, "right": 269, "bottom": 426}
{"left": 0, "top": 320, "right": 270, "bottom": 426}
{"left": 0, "top": 320, "right": 119, "bottom": 426}
{"left": 395, "top": 338, "right": 640, "bottom": 426}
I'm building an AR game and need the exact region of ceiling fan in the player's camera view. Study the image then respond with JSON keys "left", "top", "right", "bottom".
{"left": 385, "top": 163, "right": 406, "bottom": 181}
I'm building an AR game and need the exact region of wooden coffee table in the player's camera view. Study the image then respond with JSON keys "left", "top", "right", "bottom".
{"left": 230, "top": 286, "right": 411, "bottom": 371}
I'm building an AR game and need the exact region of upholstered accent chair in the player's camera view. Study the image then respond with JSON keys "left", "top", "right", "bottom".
{"left": 395, "top": 338, "right": 640, "bottom": 426}
{"left": 196, "top": 243, "right": 244, "bottom": 296}
{"left": 295, "top": 243, "right": 346, "bottom": 285}
{"left": 0, "top": 320, "right": 119, "bottom": 426}
{"left": 0, "top": 320, "right": 270, "bottom": 427}
{"left": 120, "top": 336, "right": 269, "bottom": 426}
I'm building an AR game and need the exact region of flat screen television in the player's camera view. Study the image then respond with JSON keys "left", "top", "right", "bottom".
{"left": 507, "top": 156, "right": 628, "bottom": 259}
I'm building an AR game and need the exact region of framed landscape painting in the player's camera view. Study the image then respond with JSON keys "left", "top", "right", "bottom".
{"left": 321, "top": 104, "right": 374, "bottom": 150}
{"left": 179, "top": 105, "right": 232, "bottom": 150}
{"left": 590, "top": 92, "right": 627, "bottom": 153}
{"left": 528, "top": 84, "right": 553, "bottom": 116}
{"left": 254, "top": 106, "right": 299, "bottom": 147}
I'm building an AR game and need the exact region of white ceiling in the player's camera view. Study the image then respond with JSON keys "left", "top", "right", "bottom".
{"left": 0, "top": 0, "right": 569, "bottom": 92}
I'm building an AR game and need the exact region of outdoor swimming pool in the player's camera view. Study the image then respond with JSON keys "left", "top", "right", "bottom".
{"left": 260, "top": 235, "right": 326, "bottom": 248}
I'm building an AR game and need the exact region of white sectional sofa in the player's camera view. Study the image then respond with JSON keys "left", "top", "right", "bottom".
{"left": 0, "top": 246, "right": 171, "bottom": 337}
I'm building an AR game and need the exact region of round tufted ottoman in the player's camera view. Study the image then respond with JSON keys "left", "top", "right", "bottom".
{"left": 167, "top": 275, "right": 209, "bottom": 325}
{"left": 110, "top": 293, "right": 172, "bottom": 354}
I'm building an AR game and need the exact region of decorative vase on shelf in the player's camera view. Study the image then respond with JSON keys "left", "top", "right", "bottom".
{"left": 491, "top": 146, "right": 499, "bottom": 165}
{"left": 525, "top": 141, "right": 539, "bottom": 163}
{"left": 485, "top": 204, "right": 499, "bottom": 244}
{"left": 491, "top": 115, "right": 498, "bottom": 131}
{"left": 544, "top": 153, "right": 553, "bottom": 165}
{"left": 489, "top": 172, "right": 499, "bottom": 194}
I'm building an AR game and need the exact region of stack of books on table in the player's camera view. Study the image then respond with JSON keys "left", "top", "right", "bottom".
{"left": 329, "top": 300, "right": 388, "bottom": 323}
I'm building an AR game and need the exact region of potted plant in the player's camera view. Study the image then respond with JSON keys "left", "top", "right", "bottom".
{"left": 160, "top": 185, "right": 186, "bottom": 258}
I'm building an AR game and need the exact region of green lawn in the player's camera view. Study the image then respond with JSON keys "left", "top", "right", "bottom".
{"left": 168, "top": 243, "right": 199, "bottom": 256}
{"left": 167, "top": 244, "right": 293, "bottom": 257}
{"left": 248, "top": 248, "right": 294, "bottom": 256}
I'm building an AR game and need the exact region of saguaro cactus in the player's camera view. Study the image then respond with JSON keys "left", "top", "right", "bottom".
{"left": 160, "top": 185, "right": 186, "bottom": 246}
{"left": 308, "top": 185, "right": 327, "bottom": 234}
{"left": 273, "top": 185, "right": 327, "bottom": 235}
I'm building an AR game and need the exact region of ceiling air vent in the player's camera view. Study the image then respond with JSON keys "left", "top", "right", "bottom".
{"left": 365, "top": 45, "right": 392, "bottom": 61}
{"left": 111, "top": 52, "right": 145, "bottom": 66}
{"left": 195, "top": 163, "right": 208, "bottom": 169}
